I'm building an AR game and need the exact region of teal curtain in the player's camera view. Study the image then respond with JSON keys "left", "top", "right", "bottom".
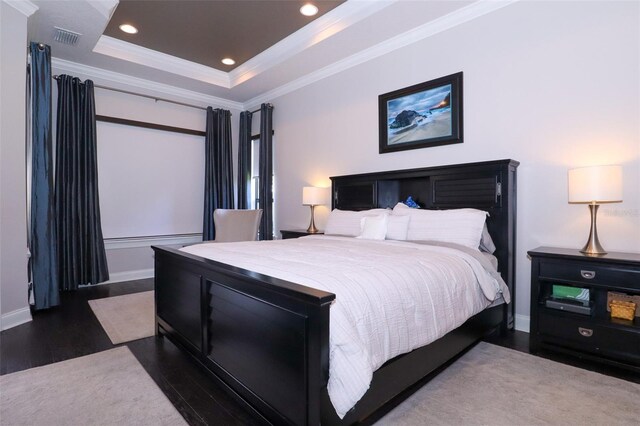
{"left": 29, "top": 42, "right": 59, "bottom": 309}
{"left": 55, "top": 75, "right": 109, "bottom": 289}
{"left": 237, "top": 111, "right": 253, "bottom": 209}
{"left": 258, "top": 103, "right": 274, "bottom": 240}
{"left": 203, "top": 107, "right": 234, "bottom": 241}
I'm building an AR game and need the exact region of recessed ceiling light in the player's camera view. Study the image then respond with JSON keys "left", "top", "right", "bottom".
{"left": 221, "top": 58, "right": 235, "bottom": 66}
{"left": 300, "top": 3, "right": 318, "bottom": 16}
{"left": 119, "top": 24, "right": 138, "bottom": 34}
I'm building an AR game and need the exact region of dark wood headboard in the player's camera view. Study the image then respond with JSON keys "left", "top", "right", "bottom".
{"left": 330, "top": 158, "right": 519, "bottom": 329}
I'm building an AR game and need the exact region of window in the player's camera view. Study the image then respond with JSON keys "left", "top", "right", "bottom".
{"left": 249, "top": 134, "right": 274, "bottom": 238}
{"left": 250, "top": 136, "right": 260, "bottom": 210}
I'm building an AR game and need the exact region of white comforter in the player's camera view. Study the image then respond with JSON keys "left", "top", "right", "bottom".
{"left": 181, "top": 236, "right": 508, "bottom": 418}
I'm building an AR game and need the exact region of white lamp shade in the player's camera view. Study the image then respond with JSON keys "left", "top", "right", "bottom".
{"left": 568, "top": 165, "right": 622, "bottom": 203}
{"left": 302, "top": 186, "right": 325, "bottom": 205}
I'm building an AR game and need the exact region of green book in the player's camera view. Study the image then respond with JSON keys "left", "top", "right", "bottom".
{"left": 552, "top": 285, "right": 590, "bottom": 301}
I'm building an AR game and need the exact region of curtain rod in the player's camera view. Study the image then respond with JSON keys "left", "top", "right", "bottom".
{"left": 52, "top": 75, "right": 211, "bottom": 112}
{"left": 249, "top": 104, "right": 274, "bottom": 114}
{"left": 50, "top": 76, "right": 270, "bottom": 115}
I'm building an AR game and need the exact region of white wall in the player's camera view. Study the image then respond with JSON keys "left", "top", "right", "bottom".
{"left": 88, "top": 88, "right": 241, "bottom": 280}
{"left": 94, "top": 87, "right": 206, "bottom": 242}
{"left": 269, "top": 1, "right": 640, "bottom": 330}
{"left": 0, "top": 2, "right": 32, "bottom": 329}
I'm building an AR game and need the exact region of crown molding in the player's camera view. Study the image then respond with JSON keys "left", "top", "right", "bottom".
{"left": 93, "top": 35, "right": 231, "bottom": 88}
{"left": 51, "top": 57, "right": 243, "bottom": 110}
{"left": 88, "top": 1, "right": 397, "bottom": 90}
{"left": 87, "top": 0, "right": 119, "bottom": 20}
{"left": 3, "top": 0, "right": 38, "bottom": 17}
{"left": 47, "top": 0, "right": 517, "bottom": 111}
{"left": 244, "top": 0, "right": 518, "bottom": 108}
{"left": 228, "top": 0, "right": 397, "bottom": 87}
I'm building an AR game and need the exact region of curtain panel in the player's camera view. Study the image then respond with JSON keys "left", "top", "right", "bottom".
{"left": 55, "top": 75, "right": 109, "bottom": 290}
{"left": 258, "top": 103, "right": 274, "bottom": 240}
{"left": 29, "top": 42, "right": 60, "bottom": 309}
{"left": 203, "top": 107, "right": 234, "bottom": 241}
{"left": 237, "top": 111, "right": 253, "bottom": 209}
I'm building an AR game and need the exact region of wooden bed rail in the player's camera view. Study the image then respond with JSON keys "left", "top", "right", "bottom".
{"left": 153, "top": 246, "right": 335, "bottom": 425}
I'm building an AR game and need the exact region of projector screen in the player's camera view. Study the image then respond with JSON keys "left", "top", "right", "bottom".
{"left": 97, "top": 121, "right": 205, "bottom": 239}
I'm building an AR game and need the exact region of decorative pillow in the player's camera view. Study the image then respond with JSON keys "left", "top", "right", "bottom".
{"left": 479, "top": 224, "right": 496, "bottom": 253}
{"left": 403, "top": 196, "right": 420, "bottom": 208}
{"left": 394, "top": 202, "right": 411, "bottom": 211}
{"left": 325, "top": 208, "right": 389, "bottom": 237}
{"left": 391, "top": 203, "right": 488, "bottom": 250}
{"left": 386, "top": 215, "right": 410, "bottom": 240}
{"left": 357, "top": 215, "right": 388, "bottom": 240}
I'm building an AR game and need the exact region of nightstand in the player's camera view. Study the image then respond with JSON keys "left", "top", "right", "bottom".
{"left": 280, "top": 229, "right": 324, "bottom": 240}
{"left": 528, "top": 247, "right": 640, "bottom": 372}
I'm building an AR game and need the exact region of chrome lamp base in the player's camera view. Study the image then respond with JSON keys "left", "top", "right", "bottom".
{"left": 580, "top": 203, "right": 606, "bottom": 255}
{"left": 307, "top": 205, "right": 318, "bottom": 233}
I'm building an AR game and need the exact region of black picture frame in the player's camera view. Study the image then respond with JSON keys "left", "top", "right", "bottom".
{"left": 379, "top": 72, "right": 463, "bottom": 154}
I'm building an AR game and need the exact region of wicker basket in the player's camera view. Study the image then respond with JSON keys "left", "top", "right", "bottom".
{"left": 610, "top": 300, "right": 637, "bottom": 321}
{"left": 607, "top": 292, "right": 640, "bottom": 317}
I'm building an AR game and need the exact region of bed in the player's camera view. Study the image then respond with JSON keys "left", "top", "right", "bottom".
{"left": 153, "top": 158, "right": 519, "bottom": 425}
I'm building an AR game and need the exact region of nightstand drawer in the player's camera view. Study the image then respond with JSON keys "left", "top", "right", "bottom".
{"left": 596, "top": 325, "right": 640, "bottom": 363}
{"left": 539, "top": 313, "right": 640, "bottom": 364}
{"left": 539, "top": 313, "right": 598, "bottom": 347}
{"left": 539, "top": 260, "right": 640, "bottom": 288}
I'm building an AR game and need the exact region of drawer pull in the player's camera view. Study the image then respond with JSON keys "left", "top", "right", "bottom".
{"left": 580, "top": 270, "right": 596, "bottom": 279}
{"left": 578, "top": 327, "right": 593, "bottom": 337}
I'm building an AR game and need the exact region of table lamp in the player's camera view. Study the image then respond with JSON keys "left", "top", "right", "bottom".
{"left": 302, "top": 187, "right": 324, "bottom": 233}
{"left": 568, "top": 165, "right": 622, "bottom": 255}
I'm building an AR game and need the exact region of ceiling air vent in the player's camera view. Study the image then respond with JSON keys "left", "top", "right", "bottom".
{"left": 53, "top": 27, "right": 81, "bottom": 46}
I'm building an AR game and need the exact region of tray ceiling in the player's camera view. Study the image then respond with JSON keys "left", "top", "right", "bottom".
{"left": 103, "top": 0, "right": 345, "bottom": 71}
{"left": 25, "top": 0, "right": 515, "bottom": 106}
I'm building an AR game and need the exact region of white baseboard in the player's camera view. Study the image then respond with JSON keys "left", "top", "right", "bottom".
{"left": 100, "top": 268, "right": 154, "bottom": 285}
{"left": 104, "top": 234, "right": 202, "bottom": 250}
{"left": 514, "top": 314, "right": 530, "bottom": 333}
{"left": 1, "top": 306, "right": 32, "bottom": 331}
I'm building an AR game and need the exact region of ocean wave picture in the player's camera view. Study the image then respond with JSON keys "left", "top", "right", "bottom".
{"left": 379, "top": 73, "right": 462, "bottom": 153}
{"left": 387, "top": 85, "right": 452, "bottom": 145}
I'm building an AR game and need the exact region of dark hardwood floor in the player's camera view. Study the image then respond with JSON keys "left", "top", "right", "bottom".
{"left": 0, "top": 279, "right": 265, "bottom": 426}
{"left": 1, "top": 280, "right": 638, "bottom": 425}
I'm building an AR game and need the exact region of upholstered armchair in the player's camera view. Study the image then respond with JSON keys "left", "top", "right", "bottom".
{"left": 212, "top": 209, "right": 263, "bottom": 242}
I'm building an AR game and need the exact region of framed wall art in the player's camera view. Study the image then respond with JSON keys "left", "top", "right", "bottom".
{"left": 379, "top": 72, "right": 463, "bottom": 154}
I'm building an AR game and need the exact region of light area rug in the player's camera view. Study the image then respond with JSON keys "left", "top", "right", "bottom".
{"left": 88, "top": 290, "right": 154, "bottom": 344}
{"left": 0, "top": 346, "right": 186, "bottom": 426}
{"left": 379, "top": 341, "right": 640, "bottom": 425}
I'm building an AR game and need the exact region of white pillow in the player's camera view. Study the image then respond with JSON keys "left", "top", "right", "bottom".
{"left": 480, "top": 224, "right": 496, "bottom": 253}
{"left": 391, "top": 203, "right": 488, "bottom": 250}
{"left": 386, "top": 215, "right": 410, "bottom": 240}
{"left": 325, "top": 208, "right": 389, "bottom": 237}
{"left": 357, "top": 215, "right": 388, "bottom": 240}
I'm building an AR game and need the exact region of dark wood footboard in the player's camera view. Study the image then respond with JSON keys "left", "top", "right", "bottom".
{"left": 154, "top": 246, "right": 335, "bottom": 425}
